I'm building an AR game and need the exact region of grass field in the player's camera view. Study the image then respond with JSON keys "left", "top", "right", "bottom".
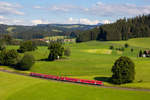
{"left": 1, "top": 38, "right": 150, "bottom": 89}
{"left": 44, "top": 36, "right": 67, "bottom": 41}
{"left": 0, "top": 71, "right": 150, "bottom": 100}
{"left": 107, "top": 38, "right": 150, "bottom": 48}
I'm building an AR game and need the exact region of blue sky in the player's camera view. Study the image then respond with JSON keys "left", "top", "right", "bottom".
{"left": 0, "top": 0, "right": 150, "bottom": 25}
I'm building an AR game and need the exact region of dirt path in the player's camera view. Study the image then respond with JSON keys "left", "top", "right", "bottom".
{"left": 0, "top": 69, "right": 150, "bottom": 92}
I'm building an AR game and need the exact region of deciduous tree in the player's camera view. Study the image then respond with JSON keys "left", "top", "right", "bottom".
{"left": 111, "top": 56, "right": 135, "bottom": 84}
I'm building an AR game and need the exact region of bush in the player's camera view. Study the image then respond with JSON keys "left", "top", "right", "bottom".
{"left": 131, "top": 48, "right": 134, "bottom": 52}
{"left": 124, "top": 43, "right": 129, "bottom": 48}
{"left": 0, "top": 49, "right": 19, "bottom": 66}
{"left": 10, "top": 39, "right": 22, "bottom": 45}
{"left": 64, "top": 48, "right": 71, "bottom": 57}
{"left": 0, "top": 34, "right": 13, "bottom": 44}
{"left": 116, "top": 47, "right": 124, "bottom": 51}
{"left": 0, "top": 40, "right": 6, "bottom": 51}
{"left": 0, "top": 50, "right": 6, "bottom": 65}
{"left": 109, "top": 45, "right": 114, "bottom": 50}
{"left": 17, "top": 41, "right": 37, "bottom": 53}
{"left": 31, "top": 40, "right": 48, "bottom": 46}
{"left": 139, "top": 50, "right": 143, "bottom": 57}
{"left": 120, "top": 47, "right": 124, "bottom": 51}
{"left": 48, "top": 42, "right": 64, "bottom": 61}
{"left": 111, "top": 56, "right": 135, "bottom": 84}
{"left": 17, "top": 53, "right": 35, "bottom": 70}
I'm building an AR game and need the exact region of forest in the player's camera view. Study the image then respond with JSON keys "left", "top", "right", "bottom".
{"left": 76, "top": 14, "right": 150, "bottom": 42}
{"left": 0, "top": 24, "right": 99, "bottom": 40}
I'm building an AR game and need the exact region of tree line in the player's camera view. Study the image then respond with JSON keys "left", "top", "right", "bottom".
{"left": 77, "top": 14, "right": 150, "bottom": 42}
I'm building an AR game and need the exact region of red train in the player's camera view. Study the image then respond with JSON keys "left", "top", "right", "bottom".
{"left": 30, "top": 72, "right": 103, "bottom": 86}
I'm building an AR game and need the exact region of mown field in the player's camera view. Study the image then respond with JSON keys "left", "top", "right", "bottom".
{"left": 0, "top": 71, "right": 150, "bottom": 100}
{"left": 1, "top": 38, "right": 150, "bottom": 89}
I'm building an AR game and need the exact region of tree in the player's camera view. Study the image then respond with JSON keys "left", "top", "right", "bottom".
{"left": 111, "top": 56, "right": 135, "bottom": 84}
{"left": 0, "top": 40, "right": 6, "bottom": 51}
{"left": 131, "top": 48, "right": 134, "bottom": 52}
{"left": 70, "top": 32, "right": 77, "bottom": 38}
{"left": 0, "top": 49, "right": 19, "bottom": 66}
{"left": 139, "top": 50, "right": 143, "bottom": 57}
{"left": 48, "top": 42, "right": 64, "bottom": 61}
{"left": 64, "top": 47, "right": 71, "bottom": 57}
{"left": 109, "top": 45, "right": 114, "bottom": 50}
{"left": 124, "top": 43, "right": 129, "bottom": 48}
{"left": 17, "top": 53, "right": 35, "bottom": 70}
{"left": 17, "top": 41, "right": 37, "bottom": 53}
{"left": 0, "top": 34, "right": 13, "bottom": 44}
{"left": 0, "top": 50, "right": 7, "bottom": 65}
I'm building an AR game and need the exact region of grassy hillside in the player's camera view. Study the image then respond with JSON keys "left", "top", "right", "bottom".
{"left": 107, "top": 38, "right": 150, "bottom": 48}
{"left": 1, "top": 38, "right": 150, "bottom": 89}
{"left": 0, "top": 71, "right": 150, "bottom": 100}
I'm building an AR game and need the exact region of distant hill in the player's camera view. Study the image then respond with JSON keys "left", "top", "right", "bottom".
{"left": 37, "top": 24, "right": 99, "bottom": 30}
{"left": 0, "top": 24, "right": 102, "bottom": 40}
{"left": 77, "top": 14, "right": 150, "bottom": 42}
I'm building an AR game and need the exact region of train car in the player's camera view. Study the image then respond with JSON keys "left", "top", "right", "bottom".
{"left": 65, "top": 77, "right": 79, "bottom": 82}
{"left": 59, "top": 77, "right": 66, "bottom": 81}
{"left": 95, "top": 81, "right": 103, "bottom": 85}
{"left": 30, "top": 72, "right": 103, "bottom": 86}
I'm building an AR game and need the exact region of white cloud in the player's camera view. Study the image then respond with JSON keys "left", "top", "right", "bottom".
{"left": 31, "top": 19, "right": 49, "bottom": 25}
{"left": 67, "top": 17, "right": 112, "bottom": 25}
{"left": 0, "top": 1, "right": 24, "bottom": 15}
{"left": 42, "top": 2, "right": 150, "bottom": 20}
{"left": 0, "top": 16, "right": 5, "bottom": 19}
{"left": 0, "top": 16, "right": 26, "bottom": 25}
{"left": 67, "top": 17, "right": 100, "bottom": 25}
{"left": 101, "top": 20, "right": 111, "bottom": 24}
{"left": 51, "top": 6, "right": 69, "bottom": 12}
{"left": 68, "top": 17, "right": 79, "bottom": 24}
{"left": 47, "top": 5, "right": 81, "bottom": 13}
{"left": 83, "top": 2, "right": 150, "bottom": 17}
{"left": 79, "top": 18, "right": 100, "bottom": 25}
{"left": 33, "top": 6, "right": 42, "bottom": 9}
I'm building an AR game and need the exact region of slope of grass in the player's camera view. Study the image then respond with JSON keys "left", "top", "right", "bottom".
{"left": 1, "top": 38, "right": 150, "bottom": 89}
{"left": 0, "top": 71, "right": 150, "bottom": 100}
{"left": 107, "top": 38, "right": 150, "bottom": 48}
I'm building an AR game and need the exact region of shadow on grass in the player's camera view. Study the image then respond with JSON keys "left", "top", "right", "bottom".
{"left": 38, "top": 57, "right": 69, "bottom": 62}
{"left": 38, "top": 58, "right": 49, "bottom": 61}
{"left": 94, "top": 77, "right": 112, "bottom": 83}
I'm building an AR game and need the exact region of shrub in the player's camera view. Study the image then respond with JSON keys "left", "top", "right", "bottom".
{"left": 0, "top": 49, "right": 19, "bottom": 66}
{"left": 17, "top": 53, "right": 35, "bottom": 70}
{"left": 0, "top": 50, "right": 6, "bottom": 65}
{"left": 17, "top": 41, "right": 37, "bottom": 53}
{"left": 48, "top": 42, "right": 64, "bottom": 61}
{"left": 109, "top": 45, "right": 114, "bottom": 50}
{"left": 111, "top": 56, "right": 135, "bottom": 84}
{"left": 31, "top": 40, "right": 48, "bottom": 46}
{"left": 124, "top": 43, "right": 129, "bottom": 48}
{"left": 131, "top": 48, "right": 134, "bottom": 52}
{"left": 139, "top": 50, "right": 143, "bottom": 57}
{"left": 120, "top": 47, "right": 124, "bottom": 51}
{"left": 64, "top": 47, "right": 71, "bottom": 57}
{"left": 0, "top": 40, "right": 6, "bottom": 51}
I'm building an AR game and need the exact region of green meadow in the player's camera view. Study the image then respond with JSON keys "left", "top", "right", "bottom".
{"left": 0, "top": 71, "right": 150, "bottom": 100}
{"left": 1, "top": 38, "right": 150, "bottom": 89}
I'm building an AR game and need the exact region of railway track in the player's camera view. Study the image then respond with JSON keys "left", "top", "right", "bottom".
{"left": 0, "top": 69, "right": 150, "bottom": 92}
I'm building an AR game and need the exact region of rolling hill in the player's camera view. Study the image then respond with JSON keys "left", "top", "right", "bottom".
{"left": 0, "top": 71, "right": 150, "bottom": 100}
{"left": 0, "top": 24, "right": 101, "bottom": 40}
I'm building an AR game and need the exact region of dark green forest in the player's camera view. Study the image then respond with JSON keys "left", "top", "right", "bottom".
{"left": 77, "top": 14, "right": 150, "bottom": 42}
{"left": 0, "top": 24, "right": 99, "bottom": 40}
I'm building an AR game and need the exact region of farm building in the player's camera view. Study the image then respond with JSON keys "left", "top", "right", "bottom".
{"left": 140, "top": 50, "right": 150, "bottom": 57}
